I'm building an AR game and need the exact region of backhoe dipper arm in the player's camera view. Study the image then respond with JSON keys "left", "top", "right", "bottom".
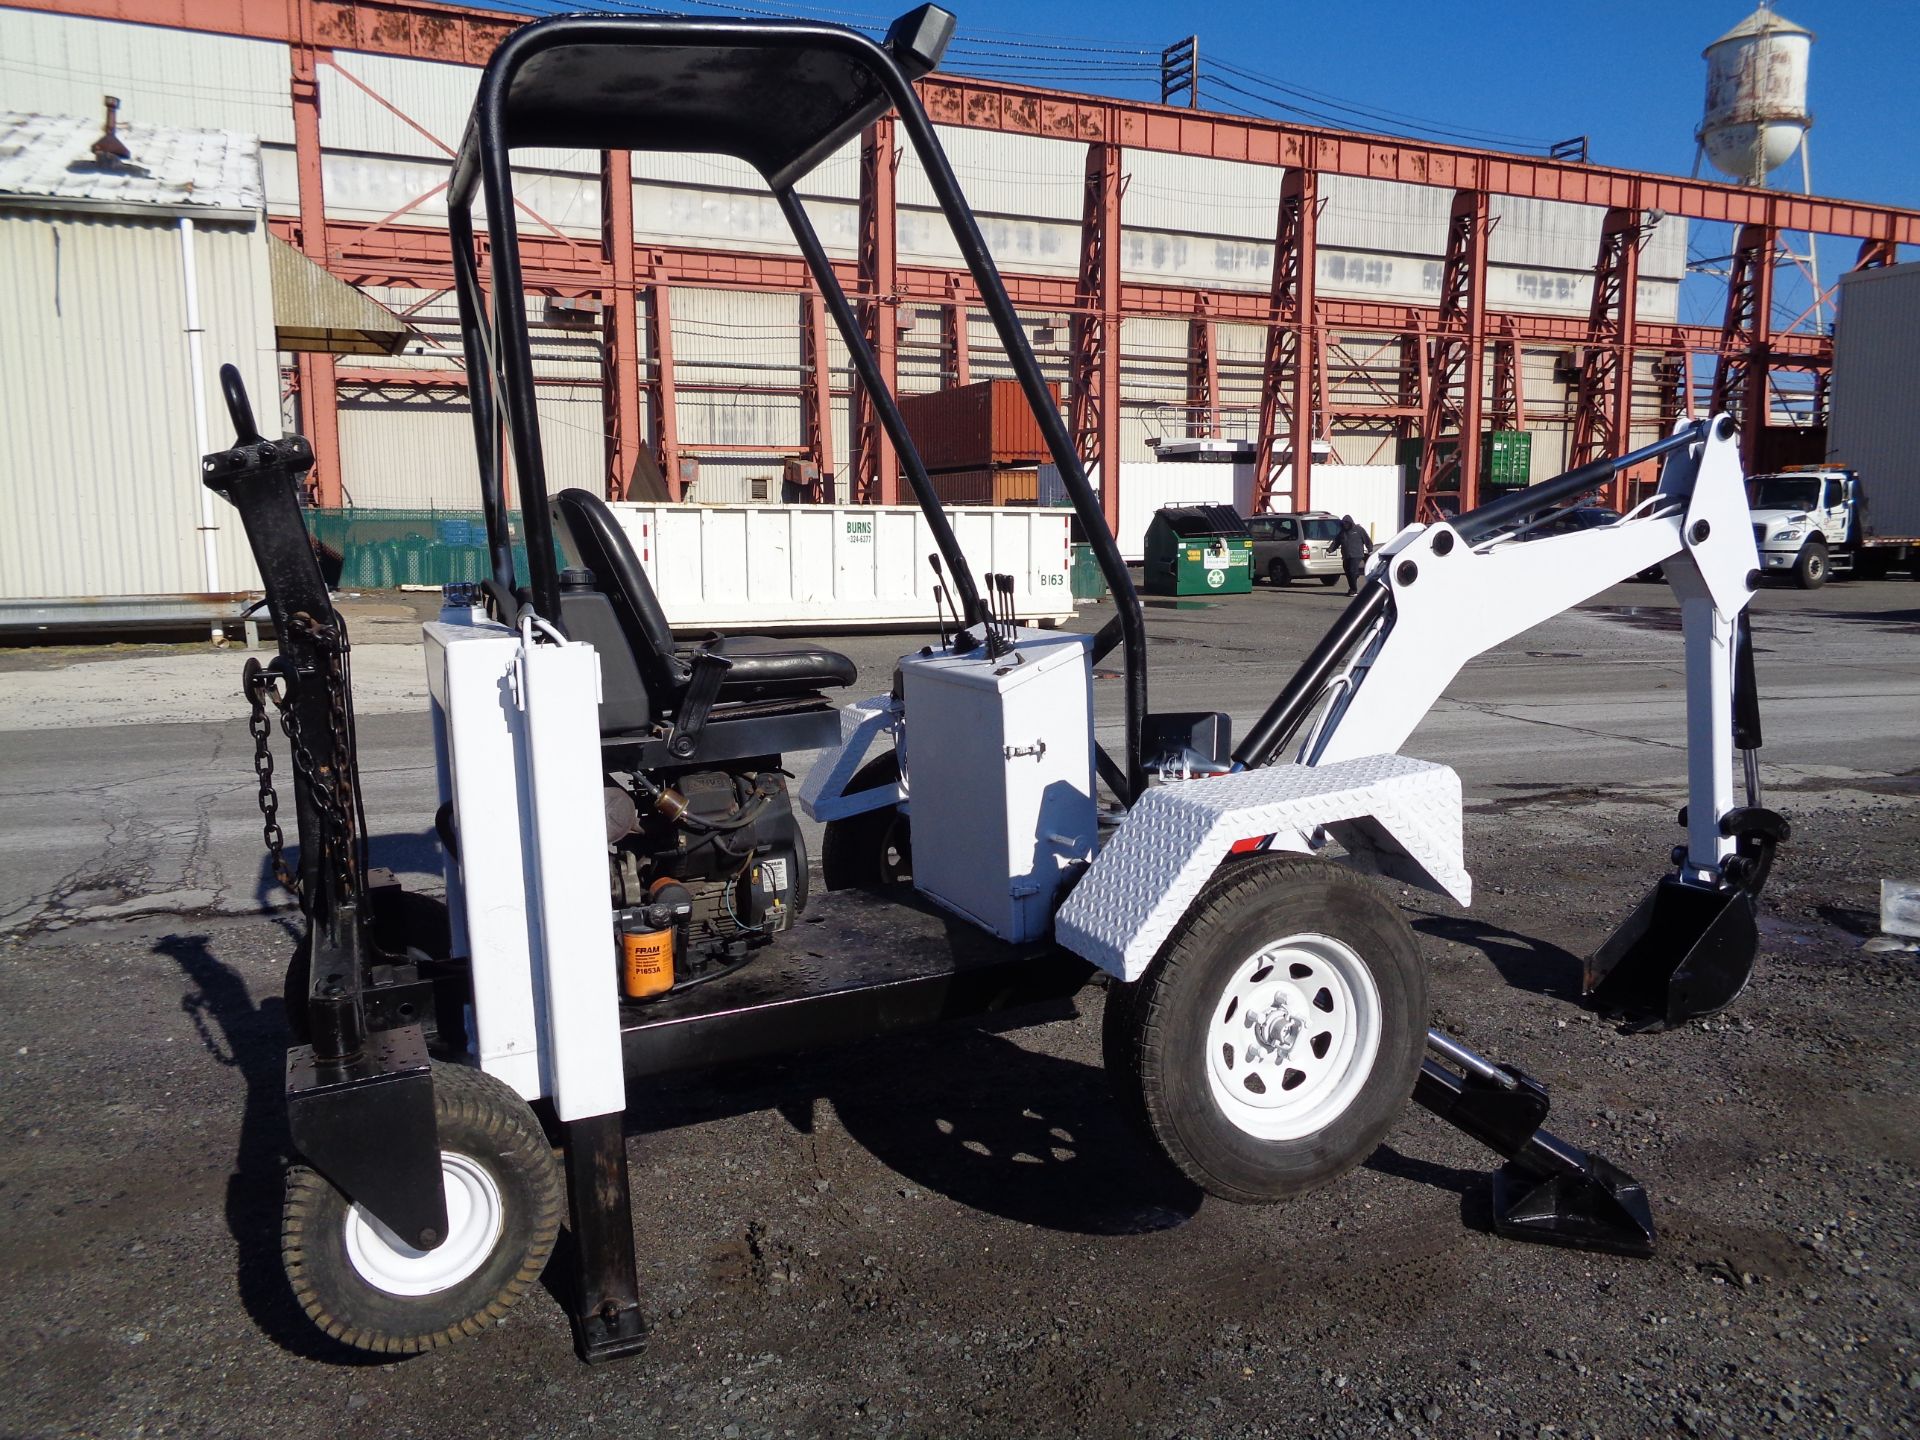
{"left": 1233, "top": 414, "right": 1785, "bottom": 1028}
{"left": 1241, "top": 417, "right": 1759, "bottom": 882}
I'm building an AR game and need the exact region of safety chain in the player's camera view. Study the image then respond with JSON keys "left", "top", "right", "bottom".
{"left": 238, "top": 609, "right": 362, "bottom": 906}
{"left": 242, "top": 657, "right": 298, "bottom": 898}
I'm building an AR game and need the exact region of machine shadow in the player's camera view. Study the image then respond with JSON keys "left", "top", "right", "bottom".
{"left": 1363, "top": 1143, "right": 1498, "bottom": 1236}
{"left": 629, "top": 1015, "right": 1204, "bottom": 1237}
{"left": 1413, "top": 914, "right": 1585, "bottom": 1003}
{"left": 256, "top": 826, "right": 445, "bottom": 914}
{"left": 157, "top": 928, "right": 393, "bottom": 1366}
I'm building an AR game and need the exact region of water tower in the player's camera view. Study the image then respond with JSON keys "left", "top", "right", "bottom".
{"left": 1693, "top": 4, "right": 1825, "bottom": 333}
{"left": 1695, "top": 4, "right": 1813, "bottom": 187}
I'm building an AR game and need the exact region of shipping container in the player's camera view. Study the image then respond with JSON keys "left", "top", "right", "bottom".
{"left": 1829, "top": 260, "right": 1920, "bottom": 545}
{"left": 899, "top": 379, "right": 1061, "bottom": 473}
{"left": 1482, "top": 430, "right": 1534, "bottom": 489}
{"left": 929, "top": 467, "right": 1040, "bottom": 506}
{"left": 606, "top": 502, "right": 1074, "bottom": 630}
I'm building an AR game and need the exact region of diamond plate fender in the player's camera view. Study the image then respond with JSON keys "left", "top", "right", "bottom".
{"left": 798, "top": 695, "right": 904, "bottom": 823}
{"left": 1054, "top": 754, "right": 1471, "bottom": 980}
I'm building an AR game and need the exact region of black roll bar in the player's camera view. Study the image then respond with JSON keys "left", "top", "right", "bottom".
{"left": 445, "top": 10, "right": 1152, "bottom": 799}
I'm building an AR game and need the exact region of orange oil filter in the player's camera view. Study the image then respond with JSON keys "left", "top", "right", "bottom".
{"left": 619, "top": 921, "right": 673, "bottom": 999}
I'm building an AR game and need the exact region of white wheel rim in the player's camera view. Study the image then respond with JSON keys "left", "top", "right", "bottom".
{"left": 343, "top": 1152, "right": 503, "bottom": 1297}
{"left": 1204, "top": 932, "right": 1382, "bottom": 1141}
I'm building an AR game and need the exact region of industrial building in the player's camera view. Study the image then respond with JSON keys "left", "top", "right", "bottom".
{"left": 0, "top": 0, "right": 1914, "bottom": 605}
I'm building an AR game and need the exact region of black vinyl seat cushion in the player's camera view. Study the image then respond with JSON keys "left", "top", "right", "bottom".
{"left": 550, "top": 488, "right": 855, "bottom": 703}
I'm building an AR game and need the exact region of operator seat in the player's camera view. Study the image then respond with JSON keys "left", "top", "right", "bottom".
{"left": 550, "top": 488, "right": 856, "bottom": 706}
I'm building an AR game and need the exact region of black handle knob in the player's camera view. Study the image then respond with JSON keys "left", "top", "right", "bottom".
{"left": 219, "top": 363, "right": 266, "bottom": 446}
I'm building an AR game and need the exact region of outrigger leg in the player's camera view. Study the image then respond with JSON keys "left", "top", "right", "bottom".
{"left": 1413, "top": 1029, "right": 1655, "bottom": 1258}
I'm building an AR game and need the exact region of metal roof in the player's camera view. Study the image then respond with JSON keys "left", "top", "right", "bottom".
{"left": 0, "top": 109, "right": 263, "bottom": 218}
{"left": 268, "top": 234, "right": 411, "bottom": 356}
{"left": 1707, "top": 6, "right": 1813, "bottom": 49}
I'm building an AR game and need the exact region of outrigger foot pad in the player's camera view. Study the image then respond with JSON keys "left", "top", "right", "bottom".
{"left": 1414, "top": 1029, "right": 1655, "bottom": 1259}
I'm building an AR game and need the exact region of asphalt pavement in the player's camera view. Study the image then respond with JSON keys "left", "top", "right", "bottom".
{"left": 2, "top": 577, "right": 1914, "bottom": 935}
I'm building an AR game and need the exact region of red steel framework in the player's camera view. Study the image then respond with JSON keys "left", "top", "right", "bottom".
{"left": 1566, "top": 205, "right": 1643, "bottom": 508}
{"left": 1068, "top": 138, "right": 1124, "bottom": 535}
{"left": 30, "top": 0, "right": 1919, "bottom": 514}
{"left": 1414, "top": 190, "right": 1491, "bottom": 520}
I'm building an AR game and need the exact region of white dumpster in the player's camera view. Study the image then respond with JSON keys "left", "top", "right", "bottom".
{"left": 606, "top": 503, "right": 1075, "bottom": 631}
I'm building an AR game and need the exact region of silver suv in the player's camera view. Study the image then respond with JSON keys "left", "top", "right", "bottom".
{"left": 1247, "top": 511, "right": 1344, "bottom": 586}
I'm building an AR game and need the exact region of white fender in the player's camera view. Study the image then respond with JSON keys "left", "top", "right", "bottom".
{"left": 1053, "top": 753, "right": 1470, "bottom": 981}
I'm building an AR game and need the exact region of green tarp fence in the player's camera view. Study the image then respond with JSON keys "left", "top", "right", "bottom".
{"left": 303, "top": 508, "right": 560, "bottom": 590}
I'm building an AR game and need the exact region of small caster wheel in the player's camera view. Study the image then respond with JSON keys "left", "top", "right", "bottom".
{"left": 282, "top": 1061, "right": 564, "bottom": 1354}
{"left": 1105, "top": 856, "right": 1426, "bottom": 1203}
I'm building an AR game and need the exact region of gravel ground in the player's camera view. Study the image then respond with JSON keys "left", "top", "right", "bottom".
{"left": 1, "top": 781, "right": 1914, "bottom": 1439}
{"left": 0, "top": 579, "right": 1915, "bottom": 1439}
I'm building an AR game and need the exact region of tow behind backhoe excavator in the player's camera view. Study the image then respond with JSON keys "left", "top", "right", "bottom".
{"left": 199, "top": 5, "right": 1785, "bottom": 1361}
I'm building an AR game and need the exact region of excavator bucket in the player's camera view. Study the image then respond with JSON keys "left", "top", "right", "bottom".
{"left": 1583, "top": 876, "right": 1760, "bottom": 1030}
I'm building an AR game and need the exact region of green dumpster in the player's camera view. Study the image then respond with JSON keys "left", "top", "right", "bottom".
{"left": 1069, "top": 542, "right": 1108, "bottom": 600}
{"left": 1143, "top": 505, "right": 1253, "bottom": 596}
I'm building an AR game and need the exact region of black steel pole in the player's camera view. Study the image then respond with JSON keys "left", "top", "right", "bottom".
{"left": 473, "top": 87, "right": 565, "bottom": 623}
{"left": 874, "top": 71, "right": 1150, "bottom": 799}
{"left": 448, "top": 202, "right": 517, "bottom": 596}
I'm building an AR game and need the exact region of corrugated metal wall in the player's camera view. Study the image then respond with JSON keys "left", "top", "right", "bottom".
{"left": 0, "top": 209, "right": 275, "bottom": 598}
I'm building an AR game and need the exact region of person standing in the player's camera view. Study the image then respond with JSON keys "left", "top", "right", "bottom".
{"left": 1328, "top": 514, "right": 1372, "bottom": 595}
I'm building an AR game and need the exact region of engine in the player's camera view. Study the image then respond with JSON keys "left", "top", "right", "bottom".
{"left": 604, "top": 765, "right": 807, "bottom": 999}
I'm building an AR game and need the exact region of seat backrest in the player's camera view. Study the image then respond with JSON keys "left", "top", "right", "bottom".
{"left": 551, "top": 488, "right": 685, "bottom": 696}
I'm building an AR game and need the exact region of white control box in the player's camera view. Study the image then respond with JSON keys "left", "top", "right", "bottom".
{"left": 899, "top": 628, "right": 1097, "bottom": 944}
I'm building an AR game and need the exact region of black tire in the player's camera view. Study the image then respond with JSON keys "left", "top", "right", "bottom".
{"left": 1319, "top": 574, "right": 1340, "bottom": 587}
{"left": 820, "top": 751, "right": 912, "bottom": 891}
{"left": 1266, "top": 559, "right": 1292, "bottom": 587}
{"left": 1106, "top": 856, "right": 1426, "bottom": 1204}
{"left": 1793, "top": 539, "right": 1829, "bottom": 590}
{"left": 282, "top": 1062, "right": 566, "bottom": 1355}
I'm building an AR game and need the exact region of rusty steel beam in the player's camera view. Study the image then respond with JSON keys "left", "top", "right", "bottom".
{"left": 600, "top": 150, "right": 641, "bottom": 501}
{"left": 1416, "top": 190, "right": 1491, "bottom": 521}
{"left": 287, "top": 215, "right": 1824, "bottom": 361}
{"left": 1069, "top": 139, "right": 1124, "bottom": 533}
{"left": 1568, "top": 206, "right": 1643, "bottom": 507}
{"left": 28, "top": 0, "right": 1919, "bottom": 243}
{"left": 289, "top": 36, "right": 342, "bottom": 507}
{"left": 1251, "top": 168, "right": 1320, "bottom": 513}
{"left": 1710, "top": 223, "right": 1776, "bottom": 469}
{"left": 802, "top": 289, "right": 835, "bottom": 495}
{"left": 940, "top": 277, "right": 971, "bottom": 388}
{"left": 1184, "top": 298, "right": 1217, "bottom": 439}
{"left": 644, "top": 267, "right": 682, "bottom": 499}
{"left": 851, "top": 117, "right": 900, "bottom": 505}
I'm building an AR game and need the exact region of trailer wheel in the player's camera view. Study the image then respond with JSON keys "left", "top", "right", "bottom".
{"left": 1793, "top": 540, "right": 1829, "bottom": 590}
{"left": 821, "top": 751, "right": 911, "bottom": 891}
{"left": 282, "top": 1062, "right": 564, "bottom": 1355}
{"left": 1108, "top": 856, "right": 1425, "bottom": 1203}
